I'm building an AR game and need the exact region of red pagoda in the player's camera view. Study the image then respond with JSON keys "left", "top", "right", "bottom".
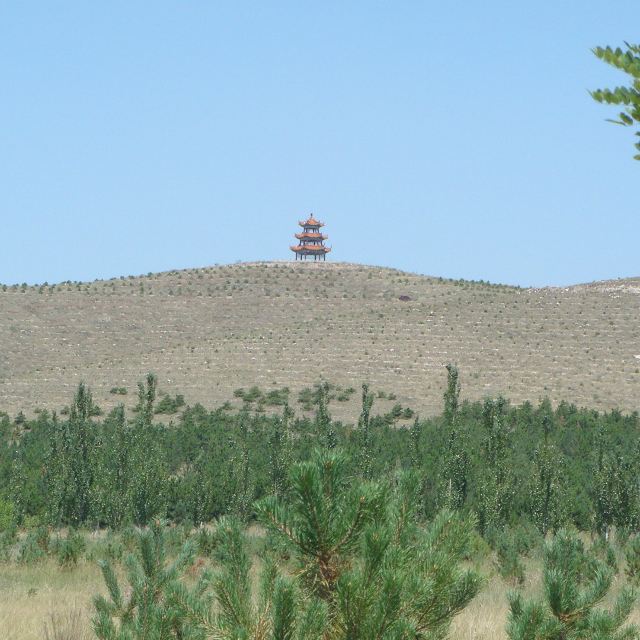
{"left": 290, "top": 215, "right": 331, "bottom": 261}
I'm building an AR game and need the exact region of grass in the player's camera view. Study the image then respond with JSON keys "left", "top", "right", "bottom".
{"left": 2, "top": 544, "right": 639, "bottom": 640}
{"left": 0, "top": 261, "right": 638, "bottom": 422}
{"left": 0, "top": 559, "right": 101, "bottom": 640}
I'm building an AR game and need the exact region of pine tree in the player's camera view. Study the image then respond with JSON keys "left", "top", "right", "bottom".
{"left": 228, "top": 408, "right": 254, "bottom": 520}
{"left": 256, "top": 450, "right": 481, "bottom": 638}
{"left": 409, "top": 415, "right": 422, "bottom": 469}
{"left": 171, "top": 517, "right": 327, "bottom": 640}
{"left": 93, "top": 519, "right": 198, "bottom": 640}
{"left": 507, "top": 528, "right": 639, "bottom": 640}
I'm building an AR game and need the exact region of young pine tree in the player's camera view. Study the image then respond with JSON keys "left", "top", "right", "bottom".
{"left": 256, "top": 449, "right": 481, "bottom": 639}
{"left": 93, "top": 520, "right": 197, "bottom": 640}
{"left": 171, "top": 517, "right": 327, "bottom": 640}
{"left": 507, "top": 528, "right": 639, "bottom": 640}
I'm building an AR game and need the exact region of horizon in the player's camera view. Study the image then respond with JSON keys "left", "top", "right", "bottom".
{"left": 2, "top": 258, "right": 638, "bottom": 290}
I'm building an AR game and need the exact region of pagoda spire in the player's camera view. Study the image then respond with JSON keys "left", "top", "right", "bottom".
{"left": 290, "top": 214, "right": 331, "bottom": 261}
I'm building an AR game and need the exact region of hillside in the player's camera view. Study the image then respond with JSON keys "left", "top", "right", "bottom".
{"left": 1, "top": 261, "right": 639, "bottom": 420}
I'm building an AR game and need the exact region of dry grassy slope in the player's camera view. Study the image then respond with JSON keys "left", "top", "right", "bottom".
{"left": 1, "top": 261, "right": 639, "bottom": 421}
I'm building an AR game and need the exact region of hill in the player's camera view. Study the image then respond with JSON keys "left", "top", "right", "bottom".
{"left": 1, "top": 261, "right": 639, "bottom": 420}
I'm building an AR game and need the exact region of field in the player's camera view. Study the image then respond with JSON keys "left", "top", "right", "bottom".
{"left": 1, "top": 540, "right": 638, "bottom": 640}
{"left": 1, "top": 261, "right": 639, "bottom": 421}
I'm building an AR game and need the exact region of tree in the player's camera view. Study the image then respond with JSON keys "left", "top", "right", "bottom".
{"left": 268, "top": 403, "right": 294, "bottom": 497}
{"left": 46, "top": 383, "right": 97, "bottom": 525}
{"left": 92, "top": 405, "right": 135, "bottom": 528}
{"left": 356, "top": 383, "right": 375, "bottom": 478}
{"left": 591, "top": 43, "right": 640, "bottom": 160}
{"left": 129, "top": 374, "right": 167, "bottom": 525}
{"left": 507, "top": 528, "right": 639, "bottom": 640}
{"left": 531, "top": 416, "right": 565, "bottom": 536}
{"left": 439, "top": 365, "right": 469, "bottom": 511}
{"left": 256, "top": 450, "right": 481, "bottom": 638}
{"left": 172, "top": 517, "right": 327, "bottom": 640}
{"left": 477, "top": 398, "right": 513, "bottom": 536}
{"left": 315, "top": 382, "right": 336, "bottom": 450}
{"left": 93, "top": 520, "right": 197, "bottom": 640}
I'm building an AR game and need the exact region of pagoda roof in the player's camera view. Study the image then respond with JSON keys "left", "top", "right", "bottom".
{"left": 298, "top": 215, "right": 324, "bottom": 228}
{"left": 295, "top": 232, "right": 328, "bottom": 240}
{"left": 290, "top": 244, "right": 331, "bottom": 253}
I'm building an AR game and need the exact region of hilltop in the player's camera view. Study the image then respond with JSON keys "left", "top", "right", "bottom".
{"left": 1, "top": 261, "right": 639, "bottom": 420}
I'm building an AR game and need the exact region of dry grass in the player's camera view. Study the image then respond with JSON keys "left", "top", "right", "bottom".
{"left": 2, "top": 554, "right": 640, "bottom": 640}
{"left": 1, "top": 261, "right": 639, "bottom": 421}
{"left": 0, "top": 557, "right": 514, "bottom": 640}
{"left": 0, "top": 560, "right": 102, "bottom": 640}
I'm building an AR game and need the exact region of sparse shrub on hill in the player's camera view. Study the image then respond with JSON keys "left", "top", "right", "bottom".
{"left": 155, "top": 393, "right": 185, "bottom": 415}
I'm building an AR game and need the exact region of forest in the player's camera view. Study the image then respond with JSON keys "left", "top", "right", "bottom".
{"left": 2, "top": 368, "right": 640, "bottom": 639}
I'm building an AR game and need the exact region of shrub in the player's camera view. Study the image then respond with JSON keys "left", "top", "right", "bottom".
{"left": 56, "top": 529, "right": 86, "bottom": 567}
{"left": 109, "top": 387, "right": 127, "bottom": 396}
{"left": 0, "top": 498, "right": 15, "bottom": 531}
{"left": 18, "top": 530, "right": 47, "bottom": 564}
{"left": 154, "top": 394, "right": 185, "bottom": 415}
{"left": 496, "top": 535, "right": 526, "bottom": 586}
{"left": 625, "top": 535, "right": 640, "bottom": 585}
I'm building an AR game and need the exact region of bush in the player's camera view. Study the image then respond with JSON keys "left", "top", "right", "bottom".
{"left": 56, "top": 529, "right": 86, "bottom": 567}
{"left": 0, "top": 498, "right": 15, "bottom": 531}
{"left": 18, "top": 530, "right": 47, "bottom": 564}
{"left": 495, "top": 535, "right": 526, "bottom": 586}
{"left": 109, "top": 387, "right": 127, "bottom": 395}
{"left": 0, "top": 524, "right": 17, "bottom": 561}
{"left": 625, "top": 535, "right": 640, "bottom": 585}
{"left": 154, "top": 394, "right": 185, "bottom": 415}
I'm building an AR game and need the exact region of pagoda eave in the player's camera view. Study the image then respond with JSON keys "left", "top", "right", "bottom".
{"left": 295, "top": 233, "right": 328, "bottom": 240}
{"left": 290, "top": 245, "right": 331, "bottom": 254}
{"left": 298, "top": 221, "right": 324, "bottom": 228}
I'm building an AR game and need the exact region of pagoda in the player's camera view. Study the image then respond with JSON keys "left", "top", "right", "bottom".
{"left": 290, "top": 214, "right": 331, "bottom": 261}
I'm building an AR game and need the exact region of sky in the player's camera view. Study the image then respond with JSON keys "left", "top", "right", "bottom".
{"left": 1, "top": 2, "right": 638, "bottom": 287}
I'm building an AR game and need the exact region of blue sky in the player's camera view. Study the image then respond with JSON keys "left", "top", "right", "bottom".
{"left": 1, "top": 1, "right": 638, "bottom": 287}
